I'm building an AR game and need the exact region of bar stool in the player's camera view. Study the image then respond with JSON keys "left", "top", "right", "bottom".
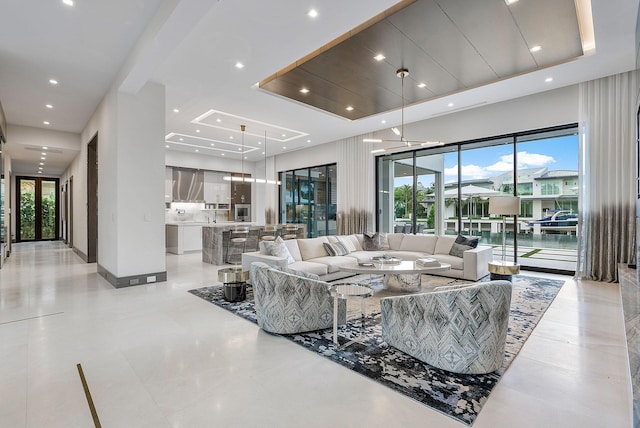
{"left": 259, "top": 225, "right": 278, "bottom": 242}
{"left": 225, "top": 226, "right": 249, "bottom": 264}
{"left": 282, "top": 224, "right": 298, "bottom": 240}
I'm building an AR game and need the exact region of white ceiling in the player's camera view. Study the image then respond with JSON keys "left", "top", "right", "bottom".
{"left": 0, "top": 0, "right": 638, "bottom": 175}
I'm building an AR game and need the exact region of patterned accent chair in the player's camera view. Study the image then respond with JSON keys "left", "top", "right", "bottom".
{"left": 250, "top": 262, "right": 347, "bottom": 334}
{"left": 380, "top": 280, "right": 512, "bottom": 374}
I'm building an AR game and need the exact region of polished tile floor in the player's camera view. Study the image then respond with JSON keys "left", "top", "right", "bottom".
{"left": 0, "top": 241, "right": 632, "bottom": 427}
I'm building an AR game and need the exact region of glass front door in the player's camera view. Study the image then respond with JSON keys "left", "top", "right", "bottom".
{"left": 17, "top": 177, "right": 59, "bottom": 241}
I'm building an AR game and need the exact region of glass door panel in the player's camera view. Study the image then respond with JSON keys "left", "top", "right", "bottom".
{"left": 41, "top": 180, "right": 57, "bottom": 239}
{"left": 17, "top": 177, "right": 58, "bottom": 242}
{"left": 19, "top": 179, "right": 36, "bottom": 240}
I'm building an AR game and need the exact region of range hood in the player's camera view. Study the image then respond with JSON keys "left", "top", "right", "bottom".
{"left": 172, "top": 168, "right": 204, "bottom": 202}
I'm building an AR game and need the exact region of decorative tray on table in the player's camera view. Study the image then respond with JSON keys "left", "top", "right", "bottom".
{"left": 371, "top": 255, "right": 403, "bottom": 265}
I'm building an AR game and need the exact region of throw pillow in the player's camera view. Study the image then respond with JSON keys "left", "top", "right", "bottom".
{"left": 362, "top": 232, "right": 390, "bottom": 251}
{"left": 263, "top": 236, "right": 295, "bottom": 264}
{"left": 336, "top": 235, "right": 357, "bottom": 252}
{"left": 448, "top": 234, "right": 479, "bottom": 258}
{"left": 323, "top": 242, "right": 349, "bottom": 256}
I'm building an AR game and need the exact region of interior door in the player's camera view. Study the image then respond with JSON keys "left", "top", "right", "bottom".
{"left": 16, "top": 176, "right": 59, "bottom": 241}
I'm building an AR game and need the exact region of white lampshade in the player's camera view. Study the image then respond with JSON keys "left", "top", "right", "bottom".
{"left": 489, "top": 196, "right": 520, "bottom": 216}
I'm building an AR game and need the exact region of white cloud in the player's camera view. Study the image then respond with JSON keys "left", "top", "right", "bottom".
{"left": 446, "top": 151, "right": 556, "bottom": 181}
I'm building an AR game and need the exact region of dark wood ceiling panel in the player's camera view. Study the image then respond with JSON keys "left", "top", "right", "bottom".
{"left": 435, "top": 0, "right": 537, "bottom": 78}
{"left": 387, "top": 0, "right": 499, "bottom": 87}
{"left": 509, "top": 0, "right": 582, "bottom": 66}
{"left": 258, "top": 0, "right": 583, "bottom": 120}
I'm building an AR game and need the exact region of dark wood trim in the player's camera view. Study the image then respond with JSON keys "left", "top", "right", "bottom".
{"left": 87, "top": 134, "right": 98, "bottom": 263}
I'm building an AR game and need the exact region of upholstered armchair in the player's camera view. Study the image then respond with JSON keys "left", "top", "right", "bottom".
{"left": 380, "top": 280, "right": 512, "bottom": 374}
{"left": 250, "top": 262, "right": 346, "bottom": 334}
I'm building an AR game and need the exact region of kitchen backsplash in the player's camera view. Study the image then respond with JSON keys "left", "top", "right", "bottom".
{"left": 165, "top": 202, "right": 230, "bottom": 223}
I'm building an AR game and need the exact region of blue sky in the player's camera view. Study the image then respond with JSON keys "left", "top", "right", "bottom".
{"left": 395, "top": 135, "right": 578, "bottom": 187}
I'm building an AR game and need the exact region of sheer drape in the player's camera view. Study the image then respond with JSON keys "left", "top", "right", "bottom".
{"left": 337, "top": 135, "right": 375, "bottom": 234}
{"left": 577, "top": 69, "right": 639, "bottom": 282}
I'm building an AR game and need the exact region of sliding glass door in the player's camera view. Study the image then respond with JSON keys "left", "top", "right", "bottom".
{"left": 376, "top": 124, "right": 578, "bottom": 272}
{"left": 280, "top": 164, "right": 336, "bottom": 238}
{"left": 16, "top": 176, "right": 59, "bottom": 241}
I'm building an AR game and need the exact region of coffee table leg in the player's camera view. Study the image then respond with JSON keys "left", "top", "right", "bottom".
{"left": 333, "top": 294, "right": 339, "bottom": 345}
{"left": 360, "top": 296, "right": 366, "bottom": 332}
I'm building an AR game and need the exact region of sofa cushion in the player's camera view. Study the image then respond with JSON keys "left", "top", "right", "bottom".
{"left": 386, "top": 233, "right": 404, "bottom": 250}
{"left": 261, "top": 237, "right": 295, "bottom": 264}
{"left": 431, "top": 254, "right": 465, "bottom": 270}
{"left": 287, "top": 260, "right": 329, "bottom": 276}
{"left": 399, "top": 234, "right": 438, "bottom": 254}
{"left": 284, "top": 239, "right": 302, "bottom": 261}
{"left": 311, "top": 256, "right": 358, "bottom": 273}
{"left": 386, "top": 250, "right": 426, "bottom": 261}
{"left": 449, "top": 234, "right": 480, "bottom": 258}
{"left": 362, "top": 232, "right": 390, "bottom": 251}
{"left": 323, "top": 242, "right": 349, "bottom": 256}
{"left": 297, "top": 237, "right": 330, "bottom": 260}
{"left": 434, "top": 235, "right": 456, "bottom": 255}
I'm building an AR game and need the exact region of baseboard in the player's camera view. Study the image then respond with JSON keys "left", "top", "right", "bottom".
{"left": 72, "top": 247, "right": 89, "bottom": 262}
{"left": 97, "top": 264, "right": 167, "bottom": 289}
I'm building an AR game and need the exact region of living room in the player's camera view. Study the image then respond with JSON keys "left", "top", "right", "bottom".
{"left": 0, "top": 0, "right": 638, "bottom": 426}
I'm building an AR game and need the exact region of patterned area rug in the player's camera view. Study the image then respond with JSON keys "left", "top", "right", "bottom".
{"left": 189, "top": 274, "right": 564, "bottom": 425}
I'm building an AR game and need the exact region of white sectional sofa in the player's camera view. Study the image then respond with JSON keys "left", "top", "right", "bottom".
{"left": 241, "top": 233, "right": 493, "bottom": 282}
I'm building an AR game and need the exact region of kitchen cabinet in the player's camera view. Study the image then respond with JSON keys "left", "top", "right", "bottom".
{"left": 166, "top": 223, "right": 203, "bottom": 254}
{"left": 204, "top": 171, "right": 231, "bottom": 204}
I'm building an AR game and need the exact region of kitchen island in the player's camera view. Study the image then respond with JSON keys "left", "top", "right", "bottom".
{"left": 202, "top": 223, "right": 305, "bottom": 266}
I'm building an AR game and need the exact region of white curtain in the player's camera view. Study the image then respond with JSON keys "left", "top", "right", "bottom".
{"left": 577, "top": 69, "right": 639, "bottom": 282}
{"left": 337, "top": 135, "right": 375, "bottom": 234}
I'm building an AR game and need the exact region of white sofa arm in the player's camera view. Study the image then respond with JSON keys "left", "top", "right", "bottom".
{"left": 462, "top": 245, "right": 494, "bottom": 281}
{"left": 242, "top": 251, "right": 288, "bottom": 281}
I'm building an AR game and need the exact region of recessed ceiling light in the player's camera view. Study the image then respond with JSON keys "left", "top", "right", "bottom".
{"left": 216, "top": 118, "right": 221, "bottom": 123}
{"left": 41, "top": 152, "right": 46, "bottom": 155}
{"left": 235, "top": 62, "right": 244, "bottom": 69}
{"left": 38, "top": 171, "right": 42, "bottom": 174}
{"left": 45, "top": 104, "right": 53, "bottom": 109}
{"left": 173, "top": 108, "right": 179, "bottom": 113}
{"left": 165, "top": 145, "right": 169, "bottom": 148}
{"left": 530, "top": 45, "right": 542, "bottom": 53}
{"left": 505, "top": 0, "right": 518, "bottom": 5}
{"left": 308, "top": 9, "right": 318, "bottom": 18}
{"left": 417, "top": 83, "right": 427, "bottom": 88}
{"left": 43, "top": 121, "right": 50, "bottom": 125}
{"left": 307, "top": 139, "right": 311, "bottom": 143}
{"left": 244, "top": 156, "right": 247, "bottom": 160}
{"left": 300, "top": 88, "right": 310, "bottom": 94}
{"left": 41, "top": 157, "right": 46, "bottom": 160}
{"left": 49, "top": 79, "right": 58, "bottom": 85}
{"left": 346, "top": 106, "right": 354, "bottom": 111}
{"left": 179, "top": 138, "right": 184, "bottom": 141}
{"left": 381, "top": 120, "right": 386, "bottom": 124}
{"left": 262, "top": 151, "right": 265, "bottom": 155}
{"left": 229, "top": 136, "right": 234, "bottom": 139}
{"left": 195, "top": 149, "right": 199, "bottom": 152}
{"left": 39, "top": 162, "right": 44, "bottom": 166}
{"left": 448, "top": 102, "right": 454, "bottom": 107}
{"left": 210, "top": 143, "right": 215, "bottom": 146}
{"left": 374, "top": 54, "right": 385, "bottom": 61}
{"left": 42, "top": 146, "right": 48, "bottom": 149}
{"left": 238, "top": 147, "right": 242, "bottom": 151}
{"left": 62, "top": 0, "right": 74, "bottom": 6}
{"left": 258, "top": 141, "right": 262, "bottom": 145}
{"left": 282, "top": 146, "right": 287, "bottom": 150}
{"left": 195, "top": 129, "right": 200, "bottom": 133}
{"left": 221, "top": 153, "right": 225, "bottom": 156}
{"left": 545, "top": 77, "right": 553, "bottom": 83}
{"left": 282, "top": 133, "right": 286, "bottom": 137}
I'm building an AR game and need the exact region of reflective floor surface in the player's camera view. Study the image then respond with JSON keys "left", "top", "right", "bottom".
{"left": 0, "top": 241, "right": 631, "bottom": 427}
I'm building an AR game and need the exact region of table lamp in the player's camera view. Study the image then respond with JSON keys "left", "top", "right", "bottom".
{"left": 488, "top": 196, "right": 520, "bottom": 263}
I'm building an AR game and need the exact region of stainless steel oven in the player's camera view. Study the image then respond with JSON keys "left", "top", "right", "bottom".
{"left": 234, "top": 204, "right": 251, "bottom": 222}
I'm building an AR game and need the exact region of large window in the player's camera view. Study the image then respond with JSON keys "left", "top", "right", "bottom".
{"left": 377, "top": 124, "right": 578, "bottom": 272}
{"left": 280, "top": 164, "right": 336, "bottom": 237}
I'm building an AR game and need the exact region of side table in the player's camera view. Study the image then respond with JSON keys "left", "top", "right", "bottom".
{"left": 218, "top": 267, "right": 249, "bottom": 302}
{"left": 329, "top": 283, "right": 373, "bottom": 347}
{"left": 488, "top": 260, "right": 520, "bottom": 281}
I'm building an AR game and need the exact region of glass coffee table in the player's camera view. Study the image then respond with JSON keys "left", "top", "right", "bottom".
{"left": 339, "top": 260, "right": 451, "bottom": 292}
{"left": 328, "top": 283, "right": 374, "bottom": 347}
